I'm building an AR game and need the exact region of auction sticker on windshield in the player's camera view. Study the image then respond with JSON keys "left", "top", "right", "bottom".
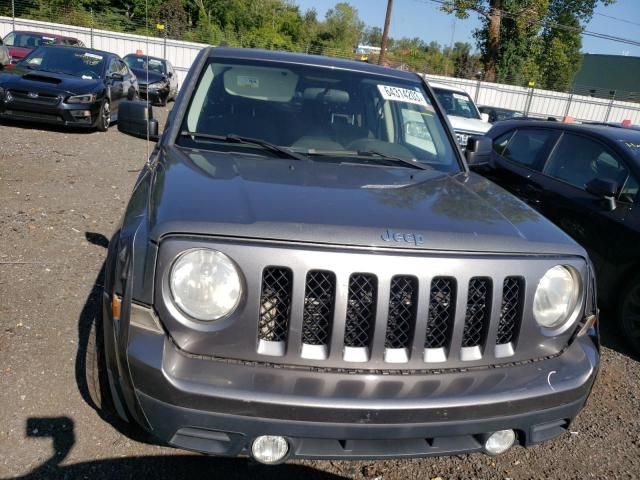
{"left": 378, "top": 85, "right": 429, "bottom": 108}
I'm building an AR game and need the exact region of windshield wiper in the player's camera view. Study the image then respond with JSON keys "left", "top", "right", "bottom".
{"left": 179, "top": 131, "right": 309, "bottom": 161}
{"left": 354, "top": 150, "right": 430, "bottom": 170}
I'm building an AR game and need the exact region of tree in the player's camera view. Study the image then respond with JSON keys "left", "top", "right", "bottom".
{"left": 442, "top": 0, "right": 615, "bottom": 87}
{"left": 318, "top": 2, "right": 365, "bottom": 54}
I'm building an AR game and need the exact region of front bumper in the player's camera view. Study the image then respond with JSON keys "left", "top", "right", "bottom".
{"left": 0, "top": 95, "right": 102, "bottom": 127}
{"left": 139, "top": 85, "right": 169, "bottom": 105}
{"left": 114, "top": 304, "right": 599, "bottom": 460}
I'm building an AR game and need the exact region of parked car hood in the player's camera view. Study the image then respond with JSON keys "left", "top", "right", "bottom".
{"left": 0, "top": 67, "right": 103, "bottom": 96}
{"left": 8, "top": 46, "right": 32, "bottom": 60}
{"left": 147, "top": 146, "right": 585, "bottom": 256}
{"left": 447, "top": 115, "right": 492, "bottom": 135}
{"left": 130, "top": 67, "right": 164, "bottom": 86}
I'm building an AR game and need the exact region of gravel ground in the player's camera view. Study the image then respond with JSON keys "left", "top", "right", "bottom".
{"left": 1, "top": 109, "right": 640, "bottom": 480}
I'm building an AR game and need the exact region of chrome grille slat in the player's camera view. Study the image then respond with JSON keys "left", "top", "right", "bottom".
{"left": 344, "top": 273, "right": 377, "bottom": 348}
{"left": 425, "top": 277, "right": 456, "bottom": 349}
{"left": 385, "top": 276, "right": 418, "bottom": 349}
{"left": 302, "top": 270, "right": 336, "bottom": 346}
{"left": 258, "top": 267, "right": 293, "bottom": 342}
{"left": 497, "top": 277, "right": 524, "bottom": 345}
{"left": 462, "top": 278, "right": 492, "bottom": 348}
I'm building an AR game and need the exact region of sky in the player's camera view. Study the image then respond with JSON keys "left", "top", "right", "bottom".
{"left": 293, "top": 0, "right": 640, "bottom": 57}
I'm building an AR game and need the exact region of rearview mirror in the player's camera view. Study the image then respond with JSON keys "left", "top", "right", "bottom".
{"left": 465, "top": 136, "right": 492, "bottom": 166}
{"left": 586, "top": 178, "right": 618, "bottom": 211}
{"left": 117, "top": 100, "right": 160, "bottom": 141}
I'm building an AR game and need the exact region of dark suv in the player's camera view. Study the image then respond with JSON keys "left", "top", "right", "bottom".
{"left": 93, "top": 48, "right": 599, "bottom": 464}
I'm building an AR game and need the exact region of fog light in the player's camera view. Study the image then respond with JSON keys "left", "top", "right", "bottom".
{"left": 251, "top": 435, "right": 289, "bottom": 464}
{"left": 483, "top": 429, "right": 516, "bottom": 455}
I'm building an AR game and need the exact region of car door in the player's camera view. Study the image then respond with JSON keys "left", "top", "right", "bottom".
{"left": 105, "top": 57, "right": 125, "bottom": 110}
{"left": 476, "top": 127, "right": 560, "bottom": 210}
{"left": 536, "top": 131, "right": 639, "bottom": 298}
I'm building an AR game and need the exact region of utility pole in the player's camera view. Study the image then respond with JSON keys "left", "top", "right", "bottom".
{"left": 12, "top": 0, "right": 15, "bottom": 32}
{"left": 378, "top": 0, "right": 393, "bottom": 66}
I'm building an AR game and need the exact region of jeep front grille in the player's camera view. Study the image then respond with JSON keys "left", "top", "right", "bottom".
{"left": 257, "top": 268, "right": 527, "bottom": 364}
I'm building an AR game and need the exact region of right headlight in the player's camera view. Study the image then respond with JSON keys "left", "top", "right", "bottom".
{"left": 169, "top": 248, "right": 242, "bottom": 321}
{"left": 533, "top": 265, "right": 580, "bottom": 329}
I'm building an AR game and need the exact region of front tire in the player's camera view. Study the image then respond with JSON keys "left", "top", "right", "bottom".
{"left": 619, "top": 279, "right": 640, "bottom": 353}
{"left": 96, "top": 100, "right": 111, "bottom": 132}
{"left": 86, "top": 303, "right": 113, "bottom": 412}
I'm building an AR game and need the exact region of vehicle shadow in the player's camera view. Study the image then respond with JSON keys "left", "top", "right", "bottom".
{"left": 598, "top": 307, "right": 640, "bottom": 362}
{"left": 0, "top": 117, "right": 99, "bottom": 135}
{"left": 10, "top": 416, "right": 349, "bottom": 480}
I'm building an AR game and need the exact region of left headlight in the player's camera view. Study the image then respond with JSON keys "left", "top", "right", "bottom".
{"left": 67, "top": 93, "right": 97, "bottom": 104}
{"left": 533, "top": 265, "right": 581, "bottom": 330}
{"left": 169, "top": 249, "right": 242, "bottom": 321}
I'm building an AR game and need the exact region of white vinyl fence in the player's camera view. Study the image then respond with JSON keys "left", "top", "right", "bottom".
{"left": 2, "top": 16, "right": 640, "bottom": 124}
{"left": 424, "top": 74, "right": 640, "bottom": 124}
{"left": 0, "top": 16, "right": 206, "bottom": 87}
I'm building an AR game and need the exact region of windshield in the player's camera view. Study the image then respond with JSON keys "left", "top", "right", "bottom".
{"left": 124, "top": 55, "right": 165, "bottom": 74}
{"left": 20, "top": 46, "right": 105, "bottom": 79}
{"left": 178, "top": 58, "right": 460, "bottom": 172}
{"left": 4, "top": 32, "right": 57, "bottom": 48}
{"left": 433, "top": 88, "right": 480, "bottom": 120}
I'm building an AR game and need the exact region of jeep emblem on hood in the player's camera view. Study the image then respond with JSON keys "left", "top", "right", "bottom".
{"left": 381, "top": 229, "right": 424, "bottom": 246}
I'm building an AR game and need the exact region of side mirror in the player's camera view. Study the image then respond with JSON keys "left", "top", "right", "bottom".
{"left": 465, "top": 136, "right": 492, "bottom": 166}
{"left": 108, "top": 72, "right": 123, "bottom": 81}
{"left": 480, "top": 112, "right": 490, "bottom": 123}
{"left": 167, "top": 72, "right": 173, "bottom": 78}
{"left": 117, "top": 100, "right": 160, "bottom": 141}
{"left": 586, "top": 178, "right": 618, "bottom": 211}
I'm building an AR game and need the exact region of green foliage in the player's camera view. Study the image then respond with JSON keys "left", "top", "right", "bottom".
{"left": 9, "top": 0, "right": 479, "bottom": 77}
{"left": 443, "top": 0, "right": 616, "bottom": 90}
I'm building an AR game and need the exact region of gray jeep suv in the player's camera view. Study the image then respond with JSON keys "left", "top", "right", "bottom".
{"left": 95, "top": 47, "right": 599, "bottom": 464}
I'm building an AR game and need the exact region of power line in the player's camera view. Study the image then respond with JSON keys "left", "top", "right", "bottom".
{"left": 594, "top": 12, "right": 640, "bottom": 28}
{"left": 417, "top": 0, "right": 640, "bottom": 48}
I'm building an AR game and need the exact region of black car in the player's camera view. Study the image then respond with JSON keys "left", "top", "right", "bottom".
{"left": 473, "top": 120, "right": 640, "bottom": 349}
{"left": 478, "top": 105, "right": 523, "bottom": 123}
{"left": 123, "top": 53, "right": 178, "bottom": 106}
{"left": 0, "top": 45, "right": 138, "bottom": 131}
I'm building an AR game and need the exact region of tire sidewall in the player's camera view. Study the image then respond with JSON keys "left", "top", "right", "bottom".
{"left": 619, "top": 278, "right": 640, "bottom": 353}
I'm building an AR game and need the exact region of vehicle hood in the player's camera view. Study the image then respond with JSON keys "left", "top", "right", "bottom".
{"left": 130, "top": 67, "right": 164, "bottom": 86}
{"left": 0, "top": 66, "right": 104, "bottom": 96}
{"left": 447, "top": 115, "right": 492, "bottom": 134}
{"left": 147, "top": 146, "right": 585, "bottom": 256}
{"left": 8, "top": 46, "right": 32, "bottom": 60}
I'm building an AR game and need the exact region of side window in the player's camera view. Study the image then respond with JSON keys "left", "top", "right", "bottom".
{"left": 501, "top": 129, "right": 555, "bottom": 169}
{"left": 493, "top": 130, "right": 514, "bottom": 155}
{"left": 106, "top": 59, "right": 119, "bottom": 76}
{"left": 543, "top": 133, "right": 629, "bottom": 192}
{"left": 621, "top": 174, "right": 639, "bottom": 203}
